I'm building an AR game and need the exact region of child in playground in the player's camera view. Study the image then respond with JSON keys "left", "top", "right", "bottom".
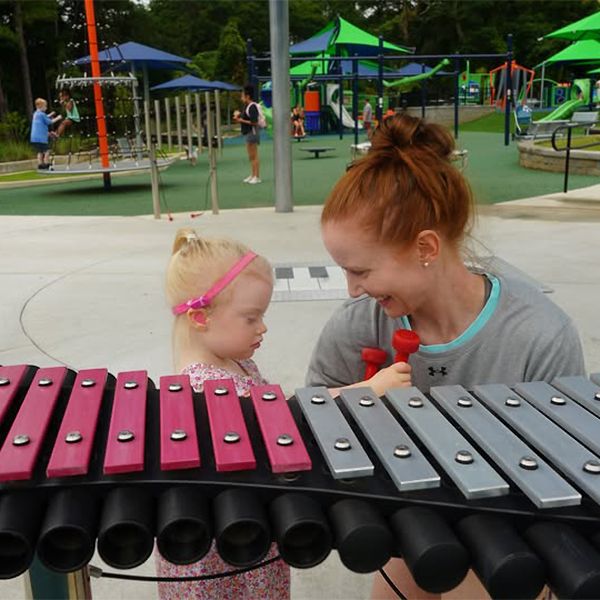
{"left": 56, "top": 88, "right": 80, "bottom": 137}
{"left": 291, "top": 105, "right": 305, "bottom": 137}
{"left": 30, "top": 97, "right": 62, "bottom": 169}
{"left": 362, "top": 98, "right": 373, "bottom": 139}
{"left": 158, "top": 228, "right": 289, "bottom": 599}
{"left": 306, "top": 113, "right": 584, "bottom": 599}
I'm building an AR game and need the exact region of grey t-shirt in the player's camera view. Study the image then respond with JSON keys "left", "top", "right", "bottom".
{"left": 306, "top": 273, "right": 585, "bottom": 392}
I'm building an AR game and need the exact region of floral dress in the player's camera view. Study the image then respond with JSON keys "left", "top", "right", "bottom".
{"left": 156, "top": 360, "right": 291, "bottom": 600}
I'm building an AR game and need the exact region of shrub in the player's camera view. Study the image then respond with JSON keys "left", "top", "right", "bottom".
{"left": 0, "top": 141, "right": 35, "bottom": 162}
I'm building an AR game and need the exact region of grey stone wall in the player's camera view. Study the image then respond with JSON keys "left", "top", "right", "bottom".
{"left": 518, "top": 141, "right": 600, "bottom": 176}
{"left": 405, "top": 104, "right": 495, "bottom": 126}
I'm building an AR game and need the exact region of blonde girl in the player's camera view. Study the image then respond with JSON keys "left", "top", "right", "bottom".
{"left": 158, "top": 228, "right": 290, "bottom": 599}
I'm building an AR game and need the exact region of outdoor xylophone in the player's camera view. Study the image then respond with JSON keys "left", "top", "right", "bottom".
{"left": 1, "top": 365, "right": 600, "bottom": 599}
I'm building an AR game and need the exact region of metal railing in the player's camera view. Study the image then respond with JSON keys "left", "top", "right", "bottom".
{"left": 551, "top": 121, "right": 600, "bottom": 193}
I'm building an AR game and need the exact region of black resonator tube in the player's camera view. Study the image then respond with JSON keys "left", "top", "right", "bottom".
{"left": 0, "top": 492, "right": 44, "bottom": 579}
{"left": 390, "top": 507, "right": 470, "bottom": 593}
{"left": 214, "top": 488, "right": 271, "bottom": 567}
{"left": 156, "top": 487, "right": 212, "bottom": 565}
{"left": 270, "top": 493, "right": 332, "bottom": 569}
{"left": 97, "top": 487, "right": 155, "bottom": 569}
{"left": 37, "top": 489, "right": 99, "bottom": 573}
{"left": 526, "top": 521, "right": 600, "bottom": 599}
{"left": 458, "top": 514, "right": 545, "bottom": 600}
{"left": 328, "top": 498, "right": 393, "bottom": 573}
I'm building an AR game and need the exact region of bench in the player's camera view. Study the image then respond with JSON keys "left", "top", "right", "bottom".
{"left": 525, "top": 120, "right": 569, "bottom": 141}
{"left": 571, "top": 111, "right": 599, "bottom": 134}
{"left": 299, "top": 146, "right": 335, "bottom": 159}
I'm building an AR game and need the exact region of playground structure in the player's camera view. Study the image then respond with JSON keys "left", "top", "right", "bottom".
{"left": 489, "top": 60, "right": 535, "bottom": 109}
{"left": 48, "top": 73, "right": 175, "bottom": 175}
{"left": 537, "top": 78, "right": 591, "bottom": 122}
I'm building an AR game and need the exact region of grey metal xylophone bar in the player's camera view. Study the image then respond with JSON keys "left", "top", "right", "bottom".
{"left": 1, "top": 366, "right": 600, "bottom": 599}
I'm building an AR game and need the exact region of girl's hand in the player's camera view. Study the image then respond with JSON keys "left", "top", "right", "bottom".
{"left": 366, "top": 362, "right": 412, "bottom": 396}
{"left": 330, "top": 362, "right": 412, "bottom": 398}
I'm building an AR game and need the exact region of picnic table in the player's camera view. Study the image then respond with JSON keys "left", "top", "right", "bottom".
{"left": 299, "top": 146, "right": 335, "bottom": 159}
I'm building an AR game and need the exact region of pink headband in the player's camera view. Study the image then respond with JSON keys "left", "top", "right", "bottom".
{"left": 172, "top": 252, "right": 258, "bottom": 315}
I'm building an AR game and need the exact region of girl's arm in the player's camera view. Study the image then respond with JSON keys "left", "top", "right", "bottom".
{"left": 329, "top": 361, "right": 412, "bottom": 398}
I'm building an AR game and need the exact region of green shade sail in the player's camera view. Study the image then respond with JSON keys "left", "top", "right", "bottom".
{"left": 544, "top": 39, "right": 600, "bottom": 65}
{"left": 545, "top": 11, "right": 600, "bottom": 42}
{"left": 289, "top": 16, "right": 410, "bottom": 56}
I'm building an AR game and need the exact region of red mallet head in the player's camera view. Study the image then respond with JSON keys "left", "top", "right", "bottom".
{"left": 392, "top": 330, "right": 420, "bottom": 363}
{"left": 361, "top": 347, "right": 388, "bottom": 380}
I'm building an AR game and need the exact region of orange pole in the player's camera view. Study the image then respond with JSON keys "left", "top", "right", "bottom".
{"left": 83, "top": 0, "right": 110, "bottom": 173}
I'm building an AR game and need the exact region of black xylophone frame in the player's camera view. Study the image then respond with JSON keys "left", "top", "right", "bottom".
{"left": 1, "top": 365, "right": 600, "bottom": 600}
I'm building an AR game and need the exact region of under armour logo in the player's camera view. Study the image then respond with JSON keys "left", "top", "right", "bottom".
{"left": 428, "top": 366, "right": 448, "bottom": 377}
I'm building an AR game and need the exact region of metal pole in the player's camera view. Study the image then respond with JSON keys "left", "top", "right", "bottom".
{"left": 154, "top": 99, "right": 161, "bottom": 149}
{"left": 131, "top": 66, "right": 143, "bottom": 160}
{"left": 195, "top": 93, "right": 203, "bottom": 154}
{"left": 421, "top": 64, "right": 426, "bottom": 119}
{"left": 215, "top": 89, "right": 223, "bottom": 156}
{"left": 564, "top": 126, "right": 573, "bottom": 193}
{"left": 269, "top": 0, "right": 293, "bottom": 212}
{"left": 540, "top": 63, "right": 546, "bottom": 109}
{"left": 26, "top": 557, "right": 91, "bottom": 600}
{"left": 84, "top": 0, "right": 110, "bottom": 190}
{"left": 175, "top": 95, "right": 183, "bottom": 151}
{"left": 185, "top": 93, "right": 192, "bottom": 156}
{"left": 143, "top": 64, "right": 151, "bottom": 151}
{"left": 338, "top": 60, "right": 343, "bottom": 140}
{"left": 164, "top": 97, "right": 172, "bottom": 152}
{"left": 205, "top": 91, "right": 219, "bottom": 214}
{"left": 352, "top": 54, "right": 359, "bottom": 146}
{"left": 454, "top": 58, "right": 460, "bottom": 139}
{"left": 150, "top": 138, "right": 160, "bottom": 219}
{"left": 505, "top": 34, "right": 513, "bottom": 147}
{"left": 377, "top": 36, "right": 384, "bottom": 123}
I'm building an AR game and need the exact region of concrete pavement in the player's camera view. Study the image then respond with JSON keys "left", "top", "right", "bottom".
{"left": 0, "top": 186, "right": 599, "bottom": 599}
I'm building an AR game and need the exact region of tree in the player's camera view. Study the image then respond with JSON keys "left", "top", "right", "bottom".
{"left": 13, "top": 0, "right": 32, "bottom": 113}
{"left": 214, "top": 18, "right": 246, "bottom": 85}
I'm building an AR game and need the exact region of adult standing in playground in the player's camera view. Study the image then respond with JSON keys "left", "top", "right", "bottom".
{"left": 234, "top": 84, "right": 261, "bottom": 184}
{"left": 362, "top": 97, "right": 373, "bottom": 139}
{"left": 305, "top": 113, "right": 584, "bottom": 599}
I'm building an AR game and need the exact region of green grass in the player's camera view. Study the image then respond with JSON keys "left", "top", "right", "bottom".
{"left": 0, "top": 131, "right": 598, "bottom": 216}
{"left": 535, "top": 133, "right": 600, "bottom": 150}
{"left": 459, "top": 112, "right": 511, "bottom": 134}
{"left": 0, "top": 170, "right": 83, "bottom": 182}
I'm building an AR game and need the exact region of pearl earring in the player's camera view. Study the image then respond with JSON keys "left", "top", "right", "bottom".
{"left": 423, "top": 261, "right": 430, "bottom": 268}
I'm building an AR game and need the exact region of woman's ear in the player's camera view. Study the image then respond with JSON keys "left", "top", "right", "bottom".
{"left": 187, "top": 309, "right": 209, "bottom": 330}
{"left": 416, "top": 230, "right": 440, "bottom": 265}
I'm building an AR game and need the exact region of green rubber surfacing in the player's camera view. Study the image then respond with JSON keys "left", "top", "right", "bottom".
{"left": 0, "top": 132, "right": 597, "bottom": 216}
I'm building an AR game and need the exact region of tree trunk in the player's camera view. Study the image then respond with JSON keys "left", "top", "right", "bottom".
{"left": 14, "top": 0, "right": 33, "bottom": 114}
{"left": 0, "top": 64, "right": 8, "bottom": 118}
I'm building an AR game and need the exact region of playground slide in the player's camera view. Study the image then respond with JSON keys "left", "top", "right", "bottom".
{"left": 537, "top": 98, "right": 585, "bottom": 122}
{"left": 326, "top": 84, "right": 363, "bottom": 129}
{"left": 261, "top": 104, "right": 273, "bottom": 131}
